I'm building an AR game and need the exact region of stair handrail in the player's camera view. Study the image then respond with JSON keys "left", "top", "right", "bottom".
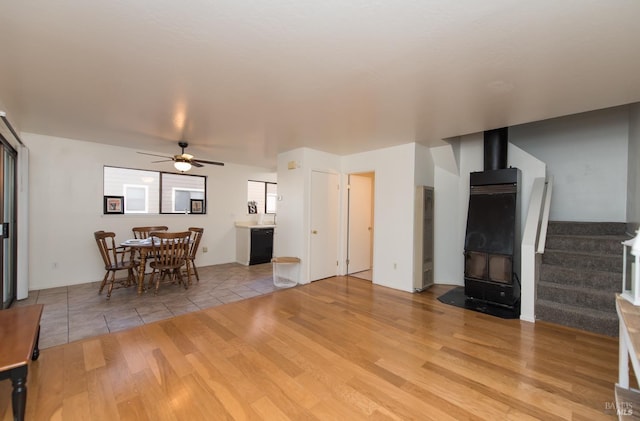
{"left": 520, "top": 176, "right": 551, "bottom": 323}
{"left": 537, "top": 176, "right": 553, "bottom": 254}
{"left": 522, "top": 177, "right": 548, "bottom": 252}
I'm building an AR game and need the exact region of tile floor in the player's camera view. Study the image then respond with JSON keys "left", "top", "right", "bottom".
{"left": 13, "top": 262, "right": 277, "bottom": 349}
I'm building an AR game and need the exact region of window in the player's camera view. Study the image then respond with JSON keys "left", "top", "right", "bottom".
{"left": 266, "top": 182, "right": 277, "bottom": 213}
{"left": 248, "top": 180, "right": 277, "bottom": 214}
{"left": 172, "top": 188, "right": 205, "bottom": 213}
{"left": 123, "top": 184, "right": 148, "bottom": 213}
{"left": 161, "top": 173, "right": 206, "bottom": 213}
{"left": 104, "top": 166, "right": 206, "bottom": 214}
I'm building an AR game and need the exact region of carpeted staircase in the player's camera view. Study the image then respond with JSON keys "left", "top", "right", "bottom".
{"left": 536, "top": 221, "right": 631, "bottom": 336}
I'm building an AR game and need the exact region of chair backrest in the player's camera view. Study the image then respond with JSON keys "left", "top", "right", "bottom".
{"left": 94, "top": 231, "right": 117, "bottom": 268}
{"left": 132, "top": 226, "right": 168, "bottom": 239}
{"left": 187, "top": 227, "right": 204, "bottom": 260}
{"left": 149, "top": 231, "right": 191, "bottom": 267}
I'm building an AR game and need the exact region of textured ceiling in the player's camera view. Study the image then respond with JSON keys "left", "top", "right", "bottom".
{"left": 1, "top": 1, "right": 639, "bottom": 169}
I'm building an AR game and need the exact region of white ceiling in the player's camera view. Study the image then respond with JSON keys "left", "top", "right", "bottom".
{"left": 1, "top": 1, "right": 639, "bottom": 169}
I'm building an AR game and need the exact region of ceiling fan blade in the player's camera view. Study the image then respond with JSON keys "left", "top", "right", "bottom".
{"left": 193, "top": 159, "right": 225, "bottom": 166}
{"left": 137, "top": 151, "right": 173, "bottom": 159}
{"left": 190, "top": 161, "right": 204, "bottom": 168}
{"left": 151, "top": 159, "right": 173, "bottom": 163}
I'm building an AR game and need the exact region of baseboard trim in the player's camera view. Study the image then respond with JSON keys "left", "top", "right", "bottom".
{"left": 520, "top": 314, "right": 535, "bottom": 323}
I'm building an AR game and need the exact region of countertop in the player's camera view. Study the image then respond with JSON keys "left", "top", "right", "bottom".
{"left": 235, "top": 222, "right": 276, "bottom": 229}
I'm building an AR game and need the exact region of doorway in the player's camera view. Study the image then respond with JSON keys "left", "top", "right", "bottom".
{"left": 347, "top": 172, "right": 374, "bottom": 281}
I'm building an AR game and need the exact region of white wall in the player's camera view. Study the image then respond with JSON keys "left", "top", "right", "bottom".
{"left": 414, "top": 143, "right": 435, "bottom": 187}
{"left": 430, "top": 142, "right": 462, "bottom": 285}
{"left": 276, "top": 148, "right": 342, "bottom": 284}
{"left": 276, "top": 143, "right": 423, "bottom": 292}
{"left": 430, "top": 133, "right": 485, "bottom": 286}
{"left": 23, "top": 132, "right": 276, "bottom": 290}
{"left": 510, "top": 107, "right": 629, "bottom": 222}
{"left": 342, "top": 143, "right": 418, "bottom": 292}
{"left": 23, "top": 104, "right": 632, "bottom": 295}
{"left": 275, "top": 148, "right": 306, "bottom": 267}
{"left": 627, "top": 103, "right": 640, "bottom": 229}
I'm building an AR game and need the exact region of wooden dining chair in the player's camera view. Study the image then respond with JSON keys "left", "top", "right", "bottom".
{"left": 94, "top": 231, "right": 137, "bottom": 299}
{"left": 132, "top": 226, "right": 169, "bottom": 271}
{"left": 147, "top": 231, "right": 191, "bottom": 294}
{"left": 185, "top": 227, "right": 204, "bottom": 283}
{"left": 132, "top": 226, "right": 168, "bottom": 239}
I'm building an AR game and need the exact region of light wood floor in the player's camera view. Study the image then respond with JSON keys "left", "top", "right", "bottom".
{"left": 0, "top": 278, "right": 620, "bottom": 420}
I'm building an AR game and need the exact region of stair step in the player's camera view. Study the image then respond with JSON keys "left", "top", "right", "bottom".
{"left": 536, "top": 221, "right": 626, "bottom": 336}
{"left": 542, "top": 249, "right": 622, "bottom": 273}
{"left": 547, "top": 221, "right": 627, "bottom": 236}
{"left": 537, "top": 281, "right": 616, "bottom": 312}
{"left": 536, "top": 299, "right": 618, "bottom": 336}
{"left": 545, "top": 234, "right": 629, "bottom": 255}
{"left": 539, "top": 264, "right": 621, "bottom": 291}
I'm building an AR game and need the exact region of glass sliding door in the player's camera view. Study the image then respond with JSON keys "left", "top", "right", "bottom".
{"left": 0, "top": 142, "right": 17, "bottom": 308}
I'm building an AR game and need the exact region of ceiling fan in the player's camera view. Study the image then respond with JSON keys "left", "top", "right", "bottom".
{"left": 137, "top": 141, "right": 224, "bottom": 172}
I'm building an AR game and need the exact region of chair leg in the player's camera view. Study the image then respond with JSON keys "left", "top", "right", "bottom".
{"left": 98, "top": 272, "right": 109, "bottom": 294}
{"left": 106, "top": 272, "right": 115, "bottom": 300}
{"left": 154, "top": 270, "right": 162, "bottom": 294}
{"left": 148, "top": 270, "right": 156, "bottom": 292}
{"left": 192, "top": 261, "right": 200, "bottom": 282}
{"left": 127, "top": 268, "right": 135, "bottom": 287}
{"left": 176, "top": 269, "right": 188, "bottom": 290}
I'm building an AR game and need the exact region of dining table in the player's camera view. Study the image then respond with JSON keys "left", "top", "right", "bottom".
{"left": 121, "top": 236, "right": 192, "bottom": 295}
{"left": 120, "top": 238, "right": 155, "bottom": 295}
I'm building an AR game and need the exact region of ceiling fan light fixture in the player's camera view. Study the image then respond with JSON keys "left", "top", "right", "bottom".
{"left": 174, "top": 158, "right": 192, "bottom": 172}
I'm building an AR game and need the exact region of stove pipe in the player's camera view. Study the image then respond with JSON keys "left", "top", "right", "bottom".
{"left": 484, "top": 127, "right": 508, "bottom": 171}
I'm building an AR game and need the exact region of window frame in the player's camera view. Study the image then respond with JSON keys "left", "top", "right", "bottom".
{"left": 103, "top": 165, "right": 207, "bottom": 215}
{"left": 171, "top": 187, "right": 205, "bottom": 213}
{"left": 248, "top": 180, "right": 277, "bottom": 214}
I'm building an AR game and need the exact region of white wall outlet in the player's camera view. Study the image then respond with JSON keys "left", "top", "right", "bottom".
{"left": 393, "top": 262, "right": 397, "bottom": 269}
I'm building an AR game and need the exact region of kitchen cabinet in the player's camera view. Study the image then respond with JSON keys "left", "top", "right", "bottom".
{"left": 236, "top": 224, "right": 275, "bottom": 266}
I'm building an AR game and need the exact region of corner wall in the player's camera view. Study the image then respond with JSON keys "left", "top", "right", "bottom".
{"left": 276, "top": 143, "right": 427, "bottom": 292}
{"left": 342, "top": 143, "right": 420, "bottom": 292}
{"left": 23, "top": 132, "right": 276, "bottom": 290}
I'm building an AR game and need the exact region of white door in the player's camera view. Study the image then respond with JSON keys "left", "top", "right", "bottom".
{"left": 347, "top": 173, "right": 373, "bottom": 274}
{"left": 309, "top": 171, "right": 339, "bottom": 281}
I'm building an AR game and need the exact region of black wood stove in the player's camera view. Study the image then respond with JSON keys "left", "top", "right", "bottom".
{"left": 464, "top": 128, "right": 521, "bottom": 310}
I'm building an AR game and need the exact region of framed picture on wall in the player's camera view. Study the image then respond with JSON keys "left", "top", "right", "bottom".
{"left": 190, "top": 199, "right": 204, "bottom": 214}
{"left": 104, "top": 196, "right": 124, "bottom": 214}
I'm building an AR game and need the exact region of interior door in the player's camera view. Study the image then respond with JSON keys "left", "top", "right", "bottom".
{"left": 309, "top": 171, "right": 339, "bottom": 281}
{"left": 347, "top": 173, "right": 373, "bottom": 274}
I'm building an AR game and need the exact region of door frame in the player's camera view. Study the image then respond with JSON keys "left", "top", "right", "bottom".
{"left": 0, "top": 136, "right": 18, "bottom": 308}
{"left": 346, "top": 171, "right": 375, "bottom": 279}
